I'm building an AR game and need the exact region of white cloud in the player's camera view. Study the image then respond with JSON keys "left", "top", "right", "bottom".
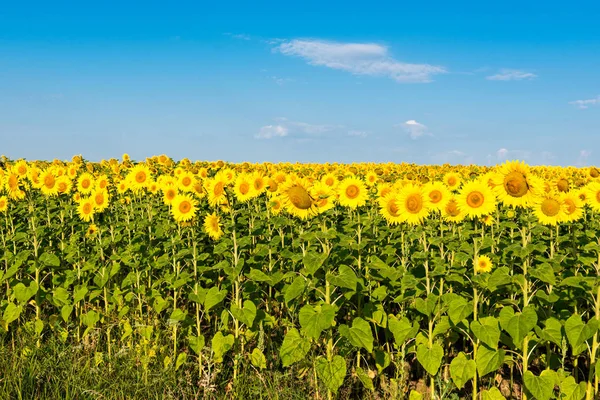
{"left": 486, "top": 69, "right": 537, "bottom": 81}
{"left": 569, "top": 96, "right": 600, "bottom": 109}
{"left": 275, "top": 39, "right": 446, "bottom": 83}
{"left": 348, "top": 130, "right": 369, "bottom": 137}
{"left": 397, "top": 120, "right": 431, "bottom": 139}
{"left": 270, "top": 76, "right": 294, "bottom": 86}
{"left": 274, "top": 117, "right": 340, "bottom": 134}
{"left": 496, "top": 148, "right": 509, "bottom": 160}
{"left": 578, "top": 150, "right": 592, "bottom": 166}
{"left": 255, "top": 125, "right": 288, "bottom": 139}
{"left": 496, "top": 148, "right": 532, "bottom": 162}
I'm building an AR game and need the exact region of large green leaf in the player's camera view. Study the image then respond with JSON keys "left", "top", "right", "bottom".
{"left": 416, "top": 343, "right": 444, "bottom": 376}
{"left": 13, "top": 281, "right": 38, "bottom": 304}
{"left": 450, "top": 352, "right": 476, "bottom": 389}
{"left": 203, "top": 287, "right": 227, "bottom": 312}
{"left": 303, "top": 251, "right": 328, "bottom": 276}
{"left": 315, "top": 355, "right": 346, "bottom": 394}
{"left": 299, "top": 304, "right": 336, "bottom": 339}
{"left": 448, "top": 297, "right": 473, "bottom": 324}
{"left": 188, "top": 335, "right": 205, "bottom": 355}
{"left": 388, "top": 315, "right": 418, "bottom": 346}
{"left": 279, "top": 328, "right": 311, "bottom": 367}
{"left": 523, "top": 370, "right": 557, "bottom": 400}
{"left": 565, "top": 314, "right": 599, "bottom": 355}
{"left": 39, "top": 252, "right": 60, "bottom": 267}
{"left": 338, "top": 317, "right": 374, "bottom": 353}
{"left": 470, "top": 317, "right": 500, "bottom": 348}
{"left": 2, "top": 302, "right": 22, "bottom": 325}
{"left": 476, "top": 344, "right": 504, "bottom": 377}
{"left": 326, "top": 265, "right": 359, "bottom": 291}
{"left": 481, "top": 387, "right": 506, "bottom": 400}
{"left": 211, "top": 332, "right": 235, "bottom": 363}
{"left": 250, "top": 348, "right": 267, "bottom": 369}
{"left": 559, "top": 376, "right": 586, "bottom": 400}
{"left": 284, "top": 276, "right": 306, "bottom": 304}
{"left": 356, "top": 367, "right": 374, "bottom": 391}
{"left": 503, "top": 306, "right": 538, "bottom": 346}
{"left": 230, "top": 300, "right": 257, "bottom": 327}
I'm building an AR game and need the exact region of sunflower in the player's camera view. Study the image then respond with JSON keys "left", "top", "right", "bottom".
{"left": 310, "top": 181, "right": 336, "bottom": 214}
{"left": 95, "top": 174, "right": 110, "bottom": 190}
{"left": 456, "top": 180, "right": 497, "bottom": 219}
{"left": 269, "top": 196, "right": 284, "bottom": 215}
{"left": 162, "top": 186, "right": 178, "bottom": 206}
{"left": 27, "top": 167, "right": 43, "bottom": 189}
{"left": 555, "top": 177, "right": 570, "bottom": 193}
{"left": 171, "top": 193, "right": 197, "bottom": 223}
{"left": 39, "top": 168, "right": 59, "bottom": 197}
{"left": 252, "top": 173, "right": 267, "bottom": 195}
{"left": 5, "top": 172, "right": 21, "bottom": 196}
{"left": 585, "top": 182, "right": 600, "bottom": 212}
{"left": 77, "top": 197, "right": 95, "bottom": 222}
{"left": 127, "top": 164, "right": 152, "bottom": 192}
{"left": 443, "top": 172, "right": 462, "bottom": 191}
{"left": 86, "top": 223, "right": 99, "bottom": 237}
{"left": 532, "top": 192, "right": 567, "bottom": 226}
{"left": 377, "top": 182, "right": 394, "bottom": 199}
{"left": 338, "top": 177, "right": 368, "bottom": 209}
{"left": 56, "top": 176, "right": 73, "bottom": 195}
{"left": 396, "top": 183, "right": 430, "bottom": 225}
{"left": 491, "top": 160, "right": 541, "bottom": 208}
{"left": 92, "top": 189, "right": 110, "bottom": 212}
{"left": 13, "top": 160, "right": 29, "bottom": 177}
{"left": 177, "top": 171, "right": 196, "bottom": 192}
{"left": 321, "top": 173, "right": 338, "bottom": 189}
{"left": 233, "top": 173, "right": 255, "bottom": 203}
{"left": 480, "top": 214, "right": 494, "bottom": 226}
{"left": 560, "top": 191, "right": 584, "bottom": 222}
{"left": 365, "top": 171, "right": 378, "bottom": 187}
{"left": 205, "top": 177, "right": 228, "bottom": 207}
{"left": 77, "top": 172, "right": 95, "bottom": 195}
{"left": 424, "top": 182, "right": 451, "bottom": 212}
{"left": 0, "top": 196, "right": 8, "bottom": 213}
{"left": 204, "top": 213, "right": 224, "bottom": 240}
{"left": 475, "top": 255, "right": 493, "bottom": 274}
{"left": 379, "top": 192, "right": 402, "bottom": 225}
{"left": 279, "top": 178, "right": 315, "bottom": 219}
{"left": 443, "top": 196, "right": 466, "bottom": 223}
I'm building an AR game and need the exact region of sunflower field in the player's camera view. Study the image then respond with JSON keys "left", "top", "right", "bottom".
{"left": 2, "top": 155, "right": 600, "bottom": 399}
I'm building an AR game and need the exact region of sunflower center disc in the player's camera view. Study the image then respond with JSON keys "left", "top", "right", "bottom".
{"left": 503, "top": 172, "right": 529, "bottom": 197}
{"left": 541, "top": 199, "right": 560, "bottom": 216}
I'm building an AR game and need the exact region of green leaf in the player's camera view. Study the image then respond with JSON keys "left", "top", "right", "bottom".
{"left": 299, "top": 304, "right": 336, "bottom": 339}
{"left": 39, "top": 252, "right": 60, "bottom": 267}
{"left": 315, "top": 355, "right": 346, "bottom": 394}
{"left": 481, "top": 387, "right": 506, "bottom": 400}
{"left": 530, "top": 263, "right": 556, "bottom": 285}
{"left": 450, "top": 352, "right": 476, "bottom": 390}
{"left": 168, "top": 309, "right": 187, "bottom": 325}
{"left": 52, "top": 287, "right": 70, "bottom": 306}
{"left": 2, "top": 303, "right": 22, "bottom": 325}
{"left": 409, "top": 391, "right": 423, "bottom": 400}
{"left": 175, "top": 352, "right": 187, "bottom": 371}
{"left": 303, "top": 251, "right": 327, "bottom": 276}
{"left": 471, "top": 317, "right": 501, "bottom": 348}
{"left": 250, "top": 348, "right": 267, "bottom": 369}
{"left": 284, "top": 276, "right": 306, "bottom": 304}
{"left": 61, "top": 304, "right": 73, "bottom": 322}
{"left": 230, "top": 300, "right": 257, "bottom": 327}
{"left": 523, "top": 370, "right": 556, "bottom": 400}
{"left": 414, "top": 294, "right": 438, "bottom": 317}
{"left": 13, "top": 281, "right": 39, "bottom": 304}
{"left": 82, "top": 310, "right": 99, "bottom": 328}
{"left": 204, "top": 287, "right": 227, "bottom": 312}
{"left": 559, "top": 375, "right": 586, "bottom": 400}
{"left": 504, "top": 306, "right": 538, "bottom": 346}
{"left": 476, "top": 344, "right": 504, "bottom": 377}
{"left": 246, "top": 268, "right": 272, "bottom": 284}
{"left": 327, "top": 265, "right": 359, "bottom": 291}
{"left": 338, "top": 317, "right": 374, "bottom": 353}
{"left": 540, "top": 317, "right": 563, "bottom": 347}
{"left": 388, "top": 315, "right": 418, "bottom": 346}
{"left": 448, "top": 297, "right": 473, "bottom": 324}
{"left": 374, "top": 350, "right": 391, "bottom": 373}
{"left": 416, "top": 343, "right": 444, "bottom": 376}
{"left": 211, "top": 332, "right": 235, "bottom": 363}
{"left": 73, "top": 285, "right": 88, "bottom": 303}
{"left": 356, "top": 367, "right": 374, "bottom": 391}
{"left": 565, "top": 314, "right": 599, "bottom": 355}
{"left": 279, "top": 328, "right": 311, "bottom": 367}
{"left": 486, "top": 267, "right": 511, "bottom": 291}
{"left": 188, "top": 335, "right": 205, "bottom": 355}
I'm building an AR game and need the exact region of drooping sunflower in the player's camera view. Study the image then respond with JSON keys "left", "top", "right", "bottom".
{"left": 456, "top": 180, "right": 497, "bottom": 219}
{"left": 532, "top": 192, "right": 567, "bottom": 226}
{"left": 92, "top": 189, "right": 110, "bottom": 213}
{"left": 0, "top": 196, "right": 8, "bottom": 213}
{"left": 491, "top": 160, "right": 541, "bottom": 208}
{"left": 396, "top": 183, "right": 430, "bottom": 225}
{"left": 279, "top": 178, "right": 315, "bottom": 219}
{"left": 475, "top": 255, "right": 493, "bottom": 274}
{"left": 443, "top": 196, "right": 466, "bottom": 223}
{"left": 205, "top": 177, "right": 228, "bottom": 207}
{"left": 424, "top": 182, "right": 451, "bottom": 212}
{"left": 310, "top": 181, "right": 336, "bottom": 214}
{"left": 171, "top": 193, "right": 197, "bottom": 223}
{"left": 204, "top": 213, "right": 224, "bottom": 240}
{"left": 337, "top": 177, "right": 368, "bottom": 209}
{"left": 77, "top": 172, "right": 95, "bottom": 195}
{"left": 77, "top": 197, "right": 95, "bottom": 222}
{"left": 560, "top": 191, "right": 584, "bottom": 222}
{"left": 378, "top": 192, "right": 403, "bottom": 225}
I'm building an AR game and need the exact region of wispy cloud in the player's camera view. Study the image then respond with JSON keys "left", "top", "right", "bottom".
{"left": 486, "top": 69, "right": 537, "bottom": 81}
{"left": 578, "top": 150, "right": 592, "bottom": 166}
{"left": 270, "top": 76, "right": 294, "bottom": 86}
{"left": 224, "top": 33, "right": 251, "bottom": 41}
{"left": 275, "top": 117, "right": 341, "bottom": 134}
{"left": 396, "top": 120, "right": 431, "bottom": 139}
{"left": 569, "top": 96, "right": 600, "bottom": 109}
{"left": 255, "top": 125, "right": 288, "bottom": 139}
{"left": 496, "top": 148, "right": 532, "bottom": 162}
{"left": 274, "top": 39, "right": 446, "bottom": 83}
{"left": 348, "top": 130, "right": 369, "bottom": 138}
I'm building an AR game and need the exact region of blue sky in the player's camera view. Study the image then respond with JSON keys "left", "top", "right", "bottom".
{"left": 1, "top": 1, "right": 599, "bottom": 165}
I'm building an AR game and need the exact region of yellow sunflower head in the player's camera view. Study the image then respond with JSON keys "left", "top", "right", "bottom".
{"left": 475, "top": 255, "right": 493, "bottom": 274}
{"left": 338, "top": 177, "right": 368, "bottom": 210}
